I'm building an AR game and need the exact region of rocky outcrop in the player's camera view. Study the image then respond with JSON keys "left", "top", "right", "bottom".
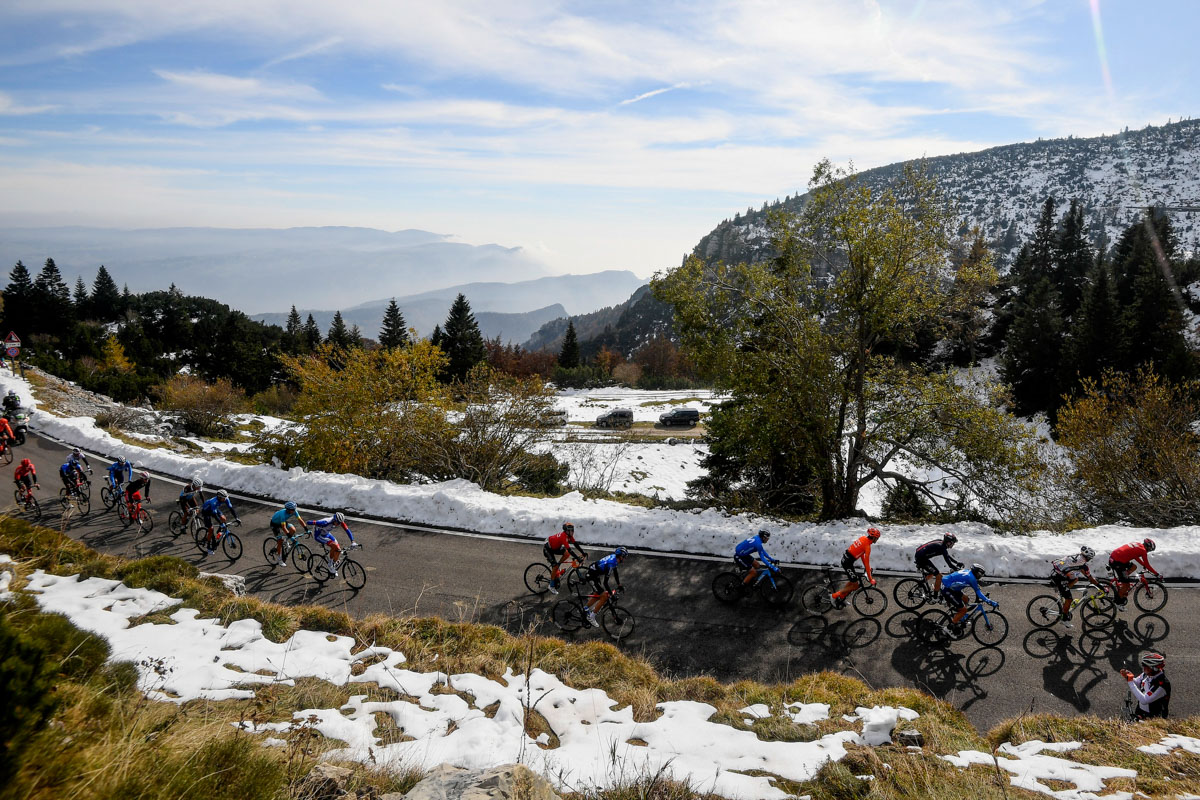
{"left": 399, "top": 764, "right": 560, "bottom": 800}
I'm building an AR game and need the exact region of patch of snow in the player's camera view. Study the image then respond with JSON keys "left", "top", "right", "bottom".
{"left": 783, "top": 702, "right": 830, "bottom": 726}
{"left": 944, "top": 740, "right": 1136, "bottom": 799}
{"left": 1138, "top": 735, "right": 1200, "bottom": 756}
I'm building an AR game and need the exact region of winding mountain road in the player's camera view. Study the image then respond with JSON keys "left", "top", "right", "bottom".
{"left": 13, "top": 431, "right": 1198, "bottom": 731}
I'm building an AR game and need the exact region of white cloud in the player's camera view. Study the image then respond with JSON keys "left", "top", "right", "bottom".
{"left": 153, "top": 69, "right": 323, "bottom": 100}
{"left": 0, "top": 91, "right": 55, "bottom": 115}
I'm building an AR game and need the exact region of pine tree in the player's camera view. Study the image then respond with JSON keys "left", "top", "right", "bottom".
{"left": 430, "top": 324, "right": 443, "bottom": 348}
{"left": 3, "top": 261, "right": 34, "bottom": 335}
{"left": 90, "top": 266, "right": 122, "bottom": 322}
{"left": 1053, "top": 199, "right": 1093, "bottom": 318}
{"left": 348, "top": 324, "right": 364, "bottom": 348}
{"left": 72, "top": 276, "right": 89, "bottom": 314}
{"left": 326, "top": 311, "right": 353, "bottom": 349}
{"left": 31, "top": 258, "right": 73, "bottom": 334}
{"left": 438, "top": 293, "right": 486, "bottom": 380}
{"left": 1016, "top": 197, "right": 1057, "bottom": 292}
{"left": 1114, "top": 211, "right": 1191, "bottom": 381}
{"left": 378, "top": 299, "right": 409, "bottom": 349}
{"left": 283, "top": 306, "right": 303, "bottom": 353}
{"left": 558, "top": 319, "right": 580, "bottom": 368}
{"left": 1064, "top": 261, "right": 1121, "bottom": 387}
{"left": 303, "top": 314, "right": 322, "bottom": 351}
{"left": 1000, "top": 277, "right": 1065, "bottom": 415}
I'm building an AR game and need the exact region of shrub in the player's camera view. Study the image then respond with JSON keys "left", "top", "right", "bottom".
{"left": 512, "top": 451, "right": 569, "bottom": 494}
{"left": 94, "top": 405, "right": 143, "bottom": 432}
{"left": 882, "top": 482, "right": 930, "bottom": 521}
{"left": 156, "top": 373, "right": 247, "bottom": 437}
{"left": 250, "top": 384, "right": 298, "bottom": 416}
{"left": 0, "top": 611, "right": 59, "bottom": 786}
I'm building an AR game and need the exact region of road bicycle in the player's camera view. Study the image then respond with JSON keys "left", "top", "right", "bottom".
{"left": 193, "top": 517, "right": 243, "bottom": 561}
{"left": 893, "top": 572, "right": 954, "bottom": 610}
{"left": 262, "top": 526, "right": 314, "bottom": 573}
{"left": 58, "top": 478, "right": 91, "bottom": 516}
{"left": 168, "top": 505, "right": 203, "bottom": 540}
{"left": 1026, "top": 582, "right": 1115, "bottom": 629}
{"left": 100, "top": 479, "right": 131, "bottom": 512}
{"left": 13, "top": 482, "right": 40, "bottom": 521}
{"left": 711, "top": 563, "right": 794, "bottom": 607}
{"left": 552, "top": 588, "right": 636, "bottom": 641}
{"left": 0, "top": 438, "right": 13, "bottom": 466}
{"left": 309, "top": 539, "right": 366, "bottom": 589}
{"left": 918, "top": 600, "right": 1009, "bottom": 647}
{"left": 524, "top": 554, "right": 588, "bottom": 595}
{"left": 116, "top": 495, "right": 154, "bottom": 533}
{"left": 801, "top": 573, "right": 888, "bottom": 617}
{"left": 1104, "top": 569, "right": 1168, "bottom": 614}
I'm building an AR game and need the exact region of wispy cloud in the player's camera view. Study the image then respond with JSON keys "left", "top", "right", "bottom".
{"left": 0, "top": 91, "right": 55, "bottom": 115}
{"left": 262, "top": 36, "right": 343, "bottom": 69}
{"left": 153, "top": 69, "right": 323, "bottom": 100}
{"left": 619, "top": 84, "right": 691, "bottom": 106}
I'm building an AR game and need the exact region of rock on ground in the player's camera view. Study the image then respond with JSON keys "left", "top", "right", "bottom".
{"left": 400, "top": 764, "right": 561, "bottom": 800}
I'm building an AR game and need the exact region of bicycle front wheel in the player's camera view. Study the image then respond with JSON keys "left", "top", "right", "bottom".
{"left": 168, "top": 510, "right": 186, "bottom": 538}
{"left": 342, "top": 559, "right": 366, "bottom": 590}
{"left": 1134, "top": 581, "right": 1168, "bottom": 613}
{"left": 759, "top": 573, "right": 794, "bottom": 607}
{"left": 801, "top": 583, "right": 835, "bottom": 614}
{"left": 221, "top": 531, "right": 243, "bottom": 561}
{"left": 27, "top": 495, "right": 41, "bottom": 522}
{"left": 78, "top": 491, "right": 90, "bottom": 515}
{"left": 712, "top": 572, "right": 745, "bottom": 604}
{"left": 1026, "top": 595, "right": 1062, "bottom": 628}
{"left": 116, "top": 498, "right": 130, "bottom": 525}
{"left": 1081, "top": 595, "right": 1116, "bottom": 629}
{"left": 552, "top": 599, "right": 585, "bottom": 631}
{"left": 972, "top": 609, "right": 1009, "bottom": 646}
{"left": 852, "top": 586, "right": 888, "bottom": 617}
{"left": 291, "top": 543, "right": 313, "bottom": 574}
{"left": 601, "top": 604, "right": 636, "bottom": 641}
{"left": 893, "top": 578, "right": 930, "bottom": 610}
{"left": 100, "top": 486, "right": 116, "bottom": 511}
{"left": 565, "top": 566, "right": 588, "bottom": 594}
{"left": 136, "top": 508, "right": 153, "bottom": 533}
{"left": 524, "top": 562, "right": 552, "bottom": 595}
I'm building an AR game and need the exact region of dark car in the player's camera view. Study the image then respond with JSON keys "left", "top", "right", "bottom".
{"left": 595, "top": 408, "right": 634, "bottom": 429}
{"left": 658, "top": 408, "right": 700, "bottom": 427}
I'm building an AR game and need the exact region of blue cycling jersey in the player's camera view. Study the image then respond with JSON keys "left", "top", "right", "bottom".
{"left": 311, "top": 516, "right": 356, "bottom": 543}
{"left": 734, "top": 535, "right": 774, "bottom": 564}
{"left": 201, "top": 495, "right": 235, "bottom": 516}
{"left": 60, "top": 460, "right": 82, "bottom": 475}
{"left": 271, "top": 508, "right": 303, "bottom": 527}
{"left": 942, "top": 568, "right": 990, "bottom": 603}
{"left": 108, "top": 461, "right": 132, "bottom": 486}
{"left": 592, "top": 553, "right": 619, "bottom": 573}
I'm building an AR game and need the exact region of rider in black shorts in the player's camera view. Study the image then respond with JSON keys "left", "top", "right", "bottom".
{"left": 914, "top": 533, "right": 962, "bottom": 595}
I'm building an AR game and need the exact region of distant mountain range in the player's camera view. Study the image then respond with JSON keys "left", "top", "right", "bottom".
{"left": 0, "top": 225, "right": 554, "bottom": 310}
{"left": 253, "top": 270, "right": 647, "bottom": 343}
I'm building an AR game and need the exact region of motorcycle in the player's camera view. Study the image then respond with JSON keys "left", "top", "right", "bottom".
{"left": 6, "top": 406, "right": 32, "bottom": 446}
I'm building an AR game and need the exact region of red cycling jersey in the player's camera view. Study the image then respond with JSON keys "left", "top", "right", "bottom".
{"left": 547, "top": 530, "right": 577, "bottom": 551}
{"left": 1110, "top": 542, "right": 1157, "bottom": 575}
{"left": 0, "top": 419, "right": 12, "bottom": 439}
{"left": 847, "top": 535, "right": 874, "bottom": 579}
{"left": 13, "top": 462, "right": 35, "bottom": 481}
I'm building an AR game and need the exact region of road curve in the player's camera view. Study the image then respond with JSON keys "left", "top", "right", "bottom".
{"left": 11, "top": 431, "right": 1198, "bottom": 731}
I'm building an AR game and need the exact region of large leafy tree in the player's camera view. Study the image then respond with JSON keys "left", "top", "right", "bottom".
{"left": 438, "top": 293, "right": 486, "bottom": 380}
{"left": 656, "top": 161, "right": 1043, "bottom": 519}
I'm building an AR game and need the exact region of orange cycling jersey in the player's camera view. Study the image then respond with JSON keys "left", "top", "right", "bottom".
{"left": 847, "top": 535, "right": 874, "bottom": 577}
{"left": 0, "top": 419, "right": 12, "bottom": 438}
{"left": 14, "top": 462, "right": 35, "bottom": 481}
{"left": 548, "top": 531, "right": 577, "bottom": 551}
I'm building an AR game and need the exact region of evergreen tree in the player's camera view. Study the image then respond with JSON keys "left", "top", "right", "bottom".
{"left": 558, "top": 319, "right": 580, "bottom": 368}
{"left": 284, "top": 305, "right": 303, "bottom": 353}
{"left": 90, "top": 266, "right": 122, "bottom": 322}
{"left": 303, "top": 313, "right": 322, "bottom": 351}
{"left": 1000, "top": 277, "right": 1065, "bottom": 415}
{"left": 325, "top": 311, "right": 353, "bottom": 349}
{"left": 378, "top": 299, "right": 409, "bottom": 349}
{"left": 1053, "top": 199, "right": 1093, "bottom": 318}
{"left": 1024, "top": 197, "right": 1058, "bottom": 287}
{"left": 1064, "top": 261, "right": 1121, "bottom": 387}
{"left": 430, "top": 324, "right": 443, "bottom": 348}
{"left": 72, "top": 276, "right": 89, "bottom": 313}
{"left": 438, "top": 293, "right": 486, "bottom": 380}
{"left": 1113, "top": 211, "right": 1191, "bottom": 381}
{"left": 348, "top": 323, "right": 364, "bottom": 348}
{"left": 31, "top": 258, "right": 73, "bottom": 334}
{"left": 3, "top": 261, "right": 34, "bottom": 335}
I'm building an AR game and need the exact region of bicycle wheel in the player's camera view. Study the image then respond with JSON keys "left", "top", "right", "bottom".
{"left": 77, "top": 491, "right": 90, "bottom": 515}
{"left": 893, "top": 578, "right": 930, "bottom": 610}
{"left": 0, "top": 448, "right": 12, "bottom": 465}
{"left": 972, "top": 609, "right": 1009, "bottom": 646}
{"left": 136, "top": 508, "right": 153, "bottom": 533}
{"left": 552, "top": 599, "right": 585, "bottom": 631}
{"left": 291, "top": 543, "right": 313, "bottom": 574}
{"left": 759, "top": 573, "right": 794, "bottom": 607}
{"left": 601, "top": 604, "right": 636, "bottom": 641}
{"left": 192, "top": 522, "right": 208, "bottom": 550}
{"left": 101, "top": 486, "right": 115, "bottom": 511}
{"left": 168, "top": 510, "right": 186, "bottom": 538}
{"left": 524, "top": 562, "right": 553, "bottom": 595}
{"left": 801, "top": 583, "right": 835, "bottom": 614}
{"left": 221, "top": 531, "right": 243, "bottom": 561}
{"left": 311, "top": 555, "right": 332, "bottom": 582}
{"left": 25, "top": 495, "right": 41, "bottom": 522}
{"left": 917, "top": 608, "right": 952, "bottom": 647}
{"left": 262, "top": 537, "right": 281, "bottom": 565}
{"left": 342, "top": 559, "right": 366, "bottom": 590}
{"left": 565, "top": 565, "right": 588, "bottom": 594}
{"left": 1025, "top": 594, "right": 1062, "bottom": 628}
{"left": 1134, "top": 581, "right": 1168, "bottom": 613}
{"left": 852, "top": 585, "right": 888, "bottom": 617}
{"left": 1080, "top": 595, "right": 1116, "bottom": 629}
{"left": 58, "top": 488, "right": 71, "bottom": 511}
{"left": 712, "top": 572, "right": 745, "bottom": 604}
{"left": 116, "top": 498, "right": 130, "bottom": 525}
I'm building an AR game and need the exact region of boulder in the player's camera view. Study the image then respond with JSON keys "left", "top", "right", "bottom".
{"left": 297, "top": 763, "right": 354, "bottom": 800}
{"left": 198, "top": 571, "right": 247, "bottom": 596}
{"left": 403, "top": 764, "right": 560, "bottom": 800}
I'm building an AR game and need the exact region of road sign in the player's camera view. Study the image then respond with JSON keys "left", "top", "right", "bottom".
{"left": 3, "top": 332, "right": 19, "bottom": 346}
{"left": 4, "top": 347, "right": 17, "bottom": 358}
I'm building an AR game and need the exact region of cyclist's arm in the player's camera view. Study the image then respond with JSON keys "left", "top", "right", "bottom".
{"left": 862, "top": 549, "right": 874, "bottom": 583}
{"left": 341, "top": 521, "right": 356, "bottom": 543}
{"left": 607, "top": 567, "right": 622, "bottom": 593}
{"left": 1127, "top": 675, "right": 1166, "bottom": 706}
{"left": 570, "top": 541, "right": 587, "bottom": 560}
{"left": 945, "top": 553, "right": 963, "bottom": 571}
{"left": 1135, "top": 554, "right": 1159, "bottom": 576}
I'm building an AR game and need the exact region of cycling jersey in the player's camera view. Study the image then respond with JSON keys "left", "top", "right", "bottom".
{"left": 60, "top": 460, "right": 84, "bottom": 477}
{"left": 14, "top": 462, "right": 36, "bottom": 482}
{"left": 1110, "top": 542, "right": 1157, "bottom": 575}
{"left": 547, "top": 530, "right": 577, "bottom": 551}
{"left": 844, "top": 536, "right": 875, "bottom": 582}
{"left": 915, "top": 541, "right": 961, "bottom": 572}
{"left": 941, "top": 568, "right": 991, "bottom": 604}
{"left": 68, "top": 451, "right": 90, "bottom": 469}
{"left": 107, "top": 461, "right": 132, "bottom": 487}
{"left": 0, "top": 419, "right": 13, "bottom": 439}
{"left": 1128, "top": 671, "right": 1171, "bottom": 719}
{"left": 124, "top": 476, "right": 151, "bottom": 499}
{"left": 311, "top": 516, "right": 355, "bottom": 545}
{"left": 735, "top": 535, "right": 775, "bottom": 564}
{"left": 1052, "top": 553, "right": 1093, "bottom": 578}
{"left": 270, "top": 507, "right": 305, "bottom": 534}
{"left": 587, "top": 553, "right": 622, "bottom": 592}
{"left": 201, "top": 495, "right": 236, "bottom": 517}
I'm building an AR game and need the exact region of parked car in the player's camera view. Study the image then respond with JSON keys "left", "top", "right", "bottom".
{"left": 658, "top": 408, "right": 700, "bottom": 427}
{"left": 595, "top": 408, "right": 634, "bottom": 429}
{"left": 537, "top": 408, "right": 569, "bottom": 427}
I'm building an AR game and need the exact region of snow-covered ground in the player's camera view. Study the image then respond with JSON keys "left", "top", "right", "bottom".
{"left": 553, "top": 388, "right": 720, "bottom": 424}
{"left": 535, "top": 438, "right": 707, "bottom": 500}
{"left": 5, "top": 369, "right": 1199, "bottom": 578}
{"left": 11, "top": 565, "right": 1193, "bottom": 800}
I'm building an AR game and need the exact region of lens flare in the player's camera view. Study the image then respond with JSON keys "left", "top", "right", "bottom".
{"left": 1089, "top": 0, "right": 1115, "bottom": 99}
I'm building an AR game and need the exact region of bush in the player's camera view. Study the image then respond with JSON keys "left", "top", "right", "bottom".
{"left": 512, "top": 451, "right": 569, "bottom": 494}
{"left": 0, "top": 611, "right": 59, "bottom": 786}
{"left": 881, "top": 482, "right": 930, "bottom": 521}
{"left": 20, "top": 612, "right": 111, "bottom": 683}
{"left": 94, "top": 405, "right": 143, "bottom": 432}
{"left": 156, "top": 373, "right": 247, "bottom": 437}
{"left": 250, "top": 384, "right": 298, "bottom": 416}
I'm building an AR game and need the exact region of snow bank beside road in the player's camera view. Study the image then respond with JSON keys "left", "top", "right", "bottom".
{"left": 5, "top": 371, "right": 1197, "bottom": 579}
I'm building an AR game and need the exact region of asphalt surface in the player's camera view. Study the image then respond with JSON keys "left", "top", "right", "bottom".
{"left": 11, "top": 431, "right": 1198, "bottom": 731}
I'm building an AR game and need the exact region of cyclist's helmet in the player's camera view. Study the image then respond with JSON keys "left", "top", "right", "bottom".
{"left": 1080, "top": 545, "right": 1096, "bottom": 560}
{"left": 193, "top": 478, "right": 204, "bottom": 490}
{"left": 116, "top": 456, "right": 126, "bottom": 466}
{"left": 867, "top": 527, "right": 881, "bottom": 541}
{"left": 1140, "top": 651, "right": 1165, "bottom": 671}
{"left": 615, "top": 546, "right": 629, "bottom": 558}
{"left": 139, "top": 470, "right": 149, "bottom": 480}
{"left": 563, "top": 522, "right": 574, "bottom": 533}
{"left": 758, "top": 529, "right": 771, "bottom": 541}
{"left": 20, "top": 458, "right": 31, "bottom": 468}
{"left": 334, "top": 512, "right": 345, "bottom": 524}
{"left": 72, "top": 447, "right": 81, "bottom": 456}
{"left": 6, "top": 389, "right": 14, "bottom": 397}
{"left": 1143, "top": 538, "right": 1156, "bottom": 552}
{"left": 284, "top": 501, "right": 297, "bottom": 512}
{"left": 943, "top": 532, "right": 958, "bottom": 547}
{"left": 970, "top": 563, "right": 987, "bottom": 579}
{"left": 217, "top": 489, "right": 228, "bottom": 500}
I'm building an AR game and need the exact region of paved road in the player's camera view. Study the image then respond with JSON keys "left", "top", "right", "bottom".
{"left": 12, "top": 432, "right": 1198, "bottom": 731}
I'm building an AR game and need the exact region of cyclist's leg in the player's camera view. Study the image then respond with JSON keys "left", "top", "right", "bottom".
{"left": 1052, "top": 574, "right": 1073, "bottom": 616}
{"left": 1110, "top": 560, "right": 1132, "bottom": 602}
{"left": 735, "top": 554, "right": 755, "bottom": 583}
{"left": 584, "top": 574, "right": 604, "bottom": 612}
{"left": 270, "top": 523, "right": 285, "bottom": 558}
{"left": 327, "top": 536, "right": 342, "bottom": 565}
{"left": 833, "top": 555, "right": 860, "bottom": 599}
{"left": 941, "top": 589, "right": 968, "bottom": 624}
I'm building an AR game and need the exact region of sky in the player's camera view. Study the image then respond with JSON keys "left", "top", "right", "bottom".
{"left": 0, "top": 0, "right": 1196, "bottom": 280}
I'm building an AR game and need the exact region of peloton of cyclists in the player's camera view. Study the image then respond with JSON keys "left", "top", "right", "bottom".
{"left": 200, "top": 489, "right": 241, "bottom": 554}
{"left": 940, "top": 563, "right": 998, "bottom": 636}
{"left": 310, "top": 512, "right": 358, "bottom": 577}
{"left": 1049, "top": 545, "right": 1102, "bottom": 628}
{"left": 582, "top": 547, "right": 628, "bottom": 627}
{"left": 734, "top": 529, "right": 779, "bottom": 586}
{"left": 268, "top": 501, "right": 307, "bottom": 565}
{"left": 830, "top": 527, "right": 880, "bottom": 609}
{"left": 914, "top": 532, "right": 962, "bottom": 596}
{"left": 544, "top": 522, "right": 588, "bottom": 594}
{"left": 1108, "top": 538, "right": 1159, "bottom": 610}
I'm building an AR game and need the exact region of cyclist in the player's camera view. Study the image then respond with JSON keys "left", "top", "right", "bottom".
{"left": 14, "top": 457, "right": 38, "bottom": 500}
{"left": 310, "top": 512, "right": 358, "bottom": 577}
{"left": 1050, "top": 545, "right": 1102, "bottom": 627}
{"left": 544, "top": 522, "right": 588, "bottom": 594}
{"left": 0, "top": 414, "right": 14, "bottom": 451}
{"left": 3, "top": 389, "right": 20, "bottom": 414}
{"left": 914, "top": 532, "right": 962, "bottom": 595}
{"left": 734, "top": 529, "right": 779, "bottom": 586}
{"left": 1108, "top": 539, "right": 1160, "bottom": 609}
{"left": 1120, "top": 652, "right": 1170, "bottom": 720}
{"left": 68, "top": 447, "right": 92, "bottom": 473}
{"left": 582, "top": 546, "right": 628, "bottom": 627}
{"left": 268, "top": 501, "right": 307, "bottom": 565}
{"left": 830, "top": 527, "right": 880, "bottom": 610}
{"left": 59, "top": 456, "right": 89, "bottom": 496}
{"left": 940, "top": 563, "right": 998, "bottom": 635}
{"left": 123, "top": 470, "right": 153, "bottom": 517}
{"left": 106, "top": 456, "right": 132, "bottom": 493}
{"left": 178, "top": 477, "right": 205, "bottom": 519}
{"left": 200, "top": 489, "right": 241, "bottom": 554}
